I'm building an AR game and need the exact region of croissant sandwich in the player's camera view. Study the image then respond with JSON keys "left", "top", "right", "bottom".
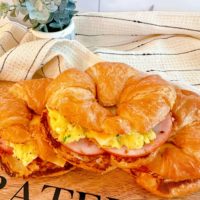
{"left": 0, "top": 61, "right": 200, "bottom": 198}
{"left": 129, "top": 88, "right": 200, "bottom": 198}
{"left": 0, "top": 80, "right": 73, "bottom": 177}
{"left": 41, "top": 62, "right": 176, "bottom": 174}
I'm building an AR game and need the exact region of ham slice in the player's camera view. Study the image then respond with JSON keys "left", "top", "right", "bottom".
{"left": 64, "top": 114, "right": 172, "bottom": 157}
{"left": 64, "top": 138, "right": 104, "bottom": 156}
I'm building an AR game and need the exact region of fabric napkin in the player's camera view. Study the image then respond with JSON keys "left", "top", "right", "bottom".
{"left": 0, "top": 11, "right": 200, "bottom": 93}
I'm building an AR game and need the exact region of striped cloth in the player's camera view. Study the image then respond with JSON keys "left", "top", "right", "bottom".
{"left": 0, "top": 11, "right": 200, "bottom": 93}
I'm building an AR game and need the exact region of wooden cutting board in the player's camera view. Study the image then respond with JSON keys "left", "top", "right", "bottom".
{"left": 0, "top": 168, "right": 200, "bottom": 200}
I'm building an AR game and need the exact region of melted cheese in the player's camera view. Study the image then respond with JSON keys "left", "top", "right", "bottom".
{"left": 48, "top": 109, "right": 156, "bottom": 149}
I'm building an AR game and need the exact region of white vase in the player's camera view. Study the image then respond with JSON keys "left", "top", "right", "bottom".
{"left": 31, "top": 20, "right": 75, "bottom": 40}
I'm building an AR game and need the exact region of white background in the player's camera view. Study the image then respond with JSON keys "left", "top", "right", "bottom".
{"left": 3, "top": 0, "right": 200, "bottom": 12}
{"left": 77, "top": 0, "right": 200, "bottom": 12}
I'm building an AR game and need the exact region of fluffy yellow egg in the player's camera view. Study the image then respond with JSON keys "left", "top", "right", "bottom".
{"left": 48, "top": 109, "right": 156, "bottom": 150}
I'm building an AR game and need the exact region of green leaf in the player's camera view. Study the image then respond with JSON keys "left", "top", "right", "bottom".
{"left": 14, "top": 0, "right": 25, "bottom": 3}
{"left": 59, "top": 0, "right": 68, "bottom": 11}
{"left": 43, "top": 24, "right": 48, "bottom": 32}
{"left": 46, "top": 13, "right": 54, "bottom": 23}
{"left": 49, "top": 22, "right": 61, "bottom": 29}
{"left": 25, "top": 0, "right": 50, "bottom": 22}
{"left": 18, "top": 6, "right": 28, "bottom": 15}
{"left": 0, "top": 0, "right": 76, "bottom": 31}
{"left": 29, "top": 10, "right": 50, "bottom": 22}
{"left": 70, "top": 10, "right": 78, "bottom": 15}
{"left": 35, "top": 23, "right": 45, "bottom": 31}
{"left": 0, "top": 2, "right": 10, "bottom": 17}
{"left": 23, "top": 14, "right": 29, "bottom": 22}
{"left": 69, "top": 0, "right": 76, "bottom": 3}
{"left": 29, "top": 19, "right": 39, "bottom": 28}
{"left": 35, "top": 23, "right": 48, "bottom": 32}
{"left": 46, "top": 2, "right": 58, "bottom": 12}
{"left": 10, "top": 8, "right": 17, "bottom": 17}
{"left": 66, "top": 1, "right": 76, "bottom": 10}
{"left": 54, "top": 0, "right": 62, "bottom": 6}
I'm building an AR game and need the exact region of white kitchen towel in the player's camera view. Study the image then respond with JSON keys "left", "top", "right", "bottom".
{"left": 0, "top": 11, "right": 200, "bottom": 92}
{"left": 0, "top": 21, "right": 101, "bottom": 80}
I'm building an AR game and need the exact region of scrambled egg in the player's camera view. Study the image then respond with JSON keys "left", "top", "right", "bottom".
{"left": 48, "top": 109, "right": 156, "bottom": 149}
{"left": 49, "top": 109, "right": 85, "bottom": 143}
{"left": 9, "top": 142, "right": 37, "bottom": 166}
{"left": 6, "top": 116, "right": 39, "bottom": 167}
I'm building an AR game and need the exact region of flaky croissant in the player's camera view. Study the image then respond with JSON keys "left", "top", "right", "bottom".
{"left": 129, "top": 89, "right": 200, "bottom": 198}
{"left": 43, "top": 68, "right": 114, "bottom": 173}
{"left": 0, "top": 80, "right": 73, "bottom": 177}
{"left": 42, "top": 62, "right": 176, "bottom": 174}
{"left": 0, "top": 61, "right": 200, "bottom": 199}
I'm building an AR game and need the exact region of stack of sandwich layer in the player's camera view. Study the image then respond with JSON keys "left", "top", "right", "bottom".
{"left": 0, "top": 62, "right": 200, "bottom": 198}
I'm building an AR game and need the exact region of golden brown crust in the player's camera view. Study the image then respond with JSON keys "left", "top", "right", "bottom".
{"left": 46, "top": 68, "right": 96, "bottom": 102}
{"left": 128, "top": 89, "right": 200, "bottom": 197}
{"left": 133, "top": 172, "right": 200, "bottom": 198}
{"left": 0, "top": 87, "right": 32, "bottom": 143}
{"left": 102, "top": 116, "right": 132, "bottom": 135}
{"left": 0, "top": 156, "right": 73, "bottom": 178}
{"left": 45, "top": 63, "right": 176, "bottom": 135}
{"left": 172, "top": 89, "right": 200, "bottom": 130}
{"left": 171, "top": 122, "right": 200, "bottom": 160}
{"left": 0, "top": 81, "right": 14, "bottom": 92}
{"left": 46, "top": 68, "right": 112, "bottom": 132}
{"left": 1, "top": 62, "right": 200, "bottom": 200}
{"left": 59, "top": 149, "right": 114, "bottom": 173}
{"left": 0, "top": 80, "right": 72, "bottom": 177}
{"left": 43, "top": 63, "right": 177, "bottom": 173}
{"left": 118, "top": 75, "right": 176, "bottom": 133}
{"left": 9, "top": 78, "right": 52, "bottom": 115}
{"left": 86, "top": 62, "right": 140, "bottom": 107}
{"left": 140, "top": 143, "right": 200, "bottom": 181}
{"left": 86, "top": 63, "right": 176, "bottom": 136}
